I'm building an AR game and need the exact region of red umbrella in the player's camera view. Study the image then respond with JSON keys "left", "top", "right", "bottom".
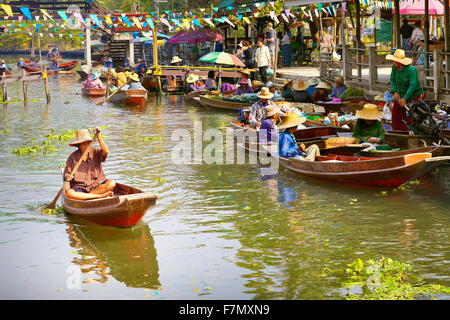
{"left": 168, "top": 28, "right": 224, "bottom": 44}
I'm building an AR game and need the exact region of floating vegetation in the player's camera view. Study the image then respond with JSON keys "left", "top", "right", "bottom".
{"left": 41, "top": 206, "right": 66, "bottom": 216}
{"left": 342, "top": 257, "right": 450, "bottom": 300}
{"left": 151, "top": 177, "right": 166, "bottom": 184}
{"left": 0, "top": 130, "right": 11, "bottom": 134}
{"left": 378, "top": 180, "right": 420, "bottom": 197}
{"left": 11, "top": 126, "right": 110, "bottom": 157}
{"left": 140, "top": 136, "right": 163, "bottom": 142}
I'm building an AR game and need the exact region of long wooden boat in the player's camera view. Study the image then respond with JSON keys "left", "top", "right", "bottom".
{"left": 109, "top": 89, "right": 147, "bottom": 106}
{"left": 186, "top": 90, "right": 209, "bottom": 100}
{"left": 66, "top": 223, "right": 160, "bottom": 288}
{"left": 81, "top": 87, "right": 106, "bottom": 97}
{"left": 23, "top": 60, "right": 79, "bottom": 74}
{"left": 266, "top": 147, "right": 450, "bottom": 188}
{"left": 61, "top": 183, "right": 157, "bottom": 227}
{"left": 198, "top": 95, "right": 252, "bottom": 110}
{"left": 358, "top": 145, "right": 447, "bottom": 158}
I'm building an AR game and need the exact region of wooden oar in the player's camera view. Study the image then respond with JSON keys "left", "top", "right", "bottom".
{"left": 45, "top": 131, "right": 101, "bottom": 210}
{"left": 96, "top": 83, "right": 127, "bottom": 105}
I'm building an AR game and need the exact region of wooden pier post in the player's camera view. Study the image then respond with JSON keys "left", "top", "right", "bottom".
{"left": 21, "top": 69, "right": 28, "bottom": 102}
{"left": 85, "top": 18, "right": 92, "bottom": 67}
{"left": 43, "top": 67, "right": 51, "bottom": 103}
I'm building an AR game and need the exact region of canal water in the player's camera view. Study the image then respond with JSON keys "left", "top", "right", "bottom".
{"left": 1, "top": 61, "right": 450, "bottom": 299}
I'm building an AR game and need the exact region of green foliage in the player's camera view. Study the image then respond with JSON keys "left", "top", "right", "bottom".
{"left": 41, "top": 206, "right": 66, "bottom": 215}
{"left": 378, "top": 180, "right": 420, "bottom": 197}
{"left": 342, "top": 257, "right": 450, "bottom": 300}
{"left": 340, "top": 87, "right": 366, "bottom": 100}
{"left": 140, "top": 136, "right": 163, "bottom": 142}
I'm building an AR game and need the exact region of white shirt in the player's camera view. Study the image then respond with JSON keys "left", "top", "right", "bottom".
{"left": 255, "top": 45, "right": 271, "bottom": 67}
{"left": 410, "top": 28, "right": 424, "bottom": 43}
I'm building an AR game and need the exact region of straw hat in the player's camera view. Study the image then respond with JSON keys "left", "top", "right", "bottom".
{"left": 171, "top": 56, "right": 182, "bottom": 64}
{"left": 252, "top": 80, "right": 263, "bottom": 87}
{"left": 279, "top": 112, "right": 306, "bottom": 129}
{"left": 292, "top": 80, "right": 308, "bottom": 91}
{"left": 356, "top": 104, "right": 384, "bottom": 120}
{"left": 257, "top": 87, "right": 274, "bottom": 99}
{"left": 130, "top": 73, "right": 140, "bottom": 82}
{"left": 386, "top": 49, "right": 412, "bottom": 65}
{"left": 282, "top": 79, "right": 293, "bottom": 86}
{"left": 186, "top": 74, "right": 199, "bottom": 83}
{"left": 315, "top": 81, "right": 332, "bottom": 90}
{"left": 69, "top": 129, "right": 93, "bottom": 147}
{"left": 334, "top": 76, "right": 345, "bottom": 86}
{"left": 307, "top": 77, "right": 320, "bottom": 86}
{"left": 265, "top": 104, "right": 280, "bottom": 118}
{"left": 239, "top": 78, "right": 249, "bottom": 85}
{"left": 239, "top": 69, "right": 251, "bottom": 75}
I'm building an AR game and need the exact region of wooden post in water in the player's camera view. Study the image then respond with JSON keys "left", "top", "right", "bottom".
{"left": 21, "top": 69, "right": 28, "bottom": 102}
{"left": 1, "top": 80, "right": 6, "bottom": 102}
{"left": 152, "top": 27, "right": 162, "bottom": 95}
{"left": 43, "top": 67, "right": 51, "bottom": 103}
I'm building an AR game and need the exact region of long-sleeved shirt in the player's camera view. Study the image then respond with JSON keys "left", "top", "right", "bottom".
{"left": 389, "top": 65, "right": 423, "bottom": 101}
{"left": 278, "top": 130, "right": 303, "bottom": 158}
{"left": 83, "top": 78, "right": 104, "bottom": 89}
{"left": 306, "top": 86, "right": 318, "bottom": 97}
{"left": 249, "top": 100, "right": 277, "bottom": 127}
{"left": 410, "top": 28, "right": 424, "bottom": 43}
{"left": 352, "top": 119, "right": 385, "bottom": 143}
{"left": 235, "top": 85, "right": 254, "bottom": 95}
{"left": 259, "top": 119, "right": 275, "bottom": 143}
{"left": 111, "top": 71, "right": 128, "bottom": 87}
{"left": 328, "top": 86, "right": 347, "bottom": 100}
{"left": 255, "top": 45, "right": 271, "bottom": 67}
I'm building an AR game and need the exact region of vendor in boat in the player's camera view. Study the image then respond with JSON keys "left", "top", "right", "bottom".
{"left": 122, "top": 73, "right": 145, "bottom": 90}
{"left": 133, "top": 58, "right": 146, "bottom": 77}
{"left": 64, "top": 128, "right": 116, "bottom": 200}
{"left": 266, "top": 82, "right": 283, "bottom": 101}
{"left": 83, "top": 71, "right": 105, "bottom": 89}
{"left": 104, "top": 57, "right": 114, "bottom": 69}
{"left": 386, "top": 49, "right": 424, "bottom": 131}
{"left": 80, "top": 62, "right": 91, "bottom": 78}
{"left": 281, "top": 80, "right": 293, "bottom": 100}
{"left": 306, "top": 77, "right": 321, "bottom": 96}
{"left": 291, "top": 80, "right": 311, "bottom": 103}
{"left": 205, "top": 71, "right": 217, "bottom": 90}
{"left": 328, "top": 76, "right": 347, "bottom": 100}
{"left": 110, "top": 66, "right": 128, "bottom": 88}
{"left": 0, "top": 59, "right": 8, "bottom": 77}
{"left": 17, "top": 58, "right": 26, "bottom": 69}
{"left": 186, "top": 74, "right": 205, "bottom": 92}
{"left": 259, "top": 104, "right": 281, "bottom": 143}
{"left": 249, "top": 87, "right": 279, "bottom": 128}
{"left": 352, "top": 104, "right": 386, "bottom": 145}
{"left": 311, "top": 81, "right": 331, "bottom": 102}
{"left": 278, "top": 112, "right": 321, "bottom": 161}
{"left": 235, "top": 78, "right": 254, "bottom": 95}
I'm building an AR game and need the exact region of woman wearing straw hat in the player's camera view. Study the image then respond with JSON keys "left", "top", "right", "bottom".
{"left": 186, "top": 74, "right": 205, "bottom": 92}
{"left": 278, "top": 112, "right": 321, "bottom": 161}
{"left": 281, "top": 80, "right": 294, "bottom": 100}
{"left": 64, "top": 128, "right": 116, "bottom": 201}
{"left": 328, "top": 76, "right": 347, "bottom": 100}
{"left": 306, "top": 77, "right": 320, "bottom": 96}
{"left": 292, "top": 80, "right": 311, "bottom": 103}
{"left": 352, "top": 104, "right": 386, "bottom": 145}
{"left": 249, "top": 87, "right": 279, "bottom": 128}
{"left": 386, "top": 49, "right": 424, "bottom": 131}
{"left": 235, "top": 78, "right": 254, "bottom": 95}
{"left": 311, "top": 81, "right": 331, "bottom": 102}
{"left": 83, "top": 71, "right": 105, "bottom": 89}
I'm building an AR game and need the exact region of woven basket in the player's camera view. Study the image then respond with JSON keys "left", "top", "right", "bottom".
{"left": 325, "top": 137, "right": 358, "bottom": 148}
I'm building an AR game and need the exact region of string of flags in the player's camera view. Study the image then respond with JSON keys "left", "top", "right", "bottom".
{"left": 0, "top": 1, "right": 402, "bottom": 38}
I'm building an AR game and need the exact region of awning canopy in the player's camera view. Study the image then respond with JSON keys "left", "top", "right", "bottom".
{"left": 284, "top": 0, "right": 338, "bottom": 6}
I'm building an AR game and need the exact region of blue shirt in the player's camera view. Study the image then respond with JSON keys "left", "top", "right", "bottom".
{"left": 329, "top": 86, "right": 347, "bottom": 99}
{"left": 278, "top": 130, "right": 303, "bottom": 158}
{"left": 306, "top": 86, "right": 318, "bottom": 96}
{"left": 384, "top": 90, "right": 394, "bottom": 102}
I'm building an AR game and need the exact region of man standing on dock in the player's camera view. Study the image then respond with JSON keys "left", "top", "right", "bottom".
{"left": 255, "top": 40, "right": 272, "bottom": 84}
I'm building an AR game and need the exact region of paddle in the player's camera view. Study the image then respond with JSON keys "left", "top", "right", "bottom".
{"left": 96, "top": 83, "right": 127, "bottom": 105}
{"left": 45, "top": 130, "right": 101, "bottom": 210}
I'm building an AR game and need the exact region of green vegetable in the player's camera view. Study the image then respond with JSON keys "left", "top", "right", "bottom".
{"left": 341, "top": 87, "right": 365, "bottom": 100}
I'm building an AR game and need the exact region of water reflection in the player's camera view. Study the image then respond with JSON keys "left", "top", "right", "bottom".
{"left": 66, "top": 219, "right": 160, "bottom": 289}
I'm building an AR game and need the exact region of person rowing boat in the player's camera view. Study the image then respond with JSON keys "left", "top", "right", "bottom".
{"left": 63, "top": 128, "right": 116, "bottom": 200}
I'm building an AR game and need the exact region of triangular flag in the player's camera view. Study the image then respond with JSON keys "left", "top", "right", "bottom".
{"left": 132, "top": 17, "right": 142, "bottom": 29}
{"left": 223, "top": 18, "right": 235, "bottom": 28}
{"left": 105, "top": 16, "right": 113, "bottom": 26}
{"left": 35, "top": 16, "right": 40, "bottom": 21}
{"left": 146, "top": 18, "right": 155, "bottom": 29}
{"left": 74, "top": 13, "right": 86, "bottom": 26}
{"left": 281, "top": 13, "right": 289, "bottom": 24}
{"left": 18, "top": 16, "right": 23, "bottom": 22}
{"left": 40, "top": 9, "right": 53, "bottom": 20}
{"left": 20, "top": 7, "right": 32, "bottom": 20}
{"left": 160, "top": 18, "right": 172, "bottom": 30}
{"left": 57, "top": 11, "right": 69, "bottom": 23}
{"left": 1, "top": 4, "right": 13, "bottom": 17}
{"left": 243, "top": 17, "right": 251, "bottom": 24}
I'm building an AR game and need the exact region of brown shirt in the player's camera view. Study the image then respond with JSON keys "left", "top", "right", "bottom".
{"left": 312, "top": 90, "right": 329, "bottom": 102}
{"left": 63, "top": 148, "right": 107, "bottom": 192}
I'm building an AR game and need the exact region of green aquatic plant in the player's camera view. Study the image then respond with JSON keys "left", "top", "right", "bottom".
{"left": 41, "top": 206, "right": 66, "bottom": 215}
{"left": 378, "top": 180, "right": 421, "bottom": 197}
{"left": 342, "top": 257, "right": 450, "bottom": 300}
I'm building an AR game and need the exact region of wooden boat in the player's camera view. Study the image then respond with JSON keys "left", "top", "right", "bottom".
{"left": 186, "top": 90, "right": 208, "bottom": 100}
{"left": 266, "top": 146, "right": 450, "bottom": 188}
{"left": 66, "top": 223, "right": 160, "bottom": 288}
{"left": 109, "top": 89, "right": 147, "bottom": 106}
{"left": 198, "top": 95, "right": 252, "bottom": 111}
{"left": 61, "top": 183, "right": 157, "bottom": 228}
{"left": 81, "top": 87, "right": 106, "bottom": 97}
{"left": 358, "top": 145, "right": 447, "bottom": 158}
{"left": 23, "top": 60, "right": 79, "bottom": 74}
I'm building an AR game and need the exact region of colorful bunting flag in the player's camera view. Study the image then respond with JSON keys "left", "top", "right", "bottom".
{"left": 1, "top": 4, "right": 13, "bottom": 17}
{"left": 20, "top": 7, "right": 32, "bottom": 20}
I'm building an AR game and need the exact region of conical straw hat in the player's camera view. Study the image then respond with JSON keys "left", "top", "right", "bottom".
{"left": 355, "top": 104, "right": 384, "bottom": 120}
{"left": 69, "top": 129, "right": 93, "bottom": 147}
{"left": 279, "top": 112, "right": 306, "bottom": 129}
{"left": 257, "top": 87, "right": 274, "bottom": 99}
{"left": 386, "top": 49, "right": 412, "bottom": 65}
